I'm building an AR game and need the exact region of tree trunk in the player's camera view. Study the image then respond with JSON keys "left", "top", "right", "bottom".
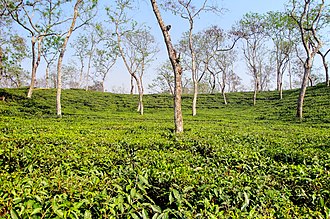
{"left": 151, "top": 0, "right": 183, "bottom": 133}
{"left": 211, "top": 74, "right": 216, "bottom": 94}
{"left": 133, "top": 75, "right": 144, "bottom": 115}
{"left": 174, "top": 67, "right": 183, "bottom": 133}
{"left": 192, "top": 80, "right": 198, "bottom": 116}
{"left": 102, "top": 77, "right": 106, "bottom": 92}
{"left": 223, "top": 92, "right": 227, "bottom": 105}
{"left": 277, "top": 67, "right": 283, "bottom": 99}
{"left": 56, "top": 54, "right": 63, "bottom": 117}
{"left": 308, "top": 76, "right": 313, "bottom": 87}
{"left": 0, "top": 47, "right": 4, "bottom": 77}
{"left": 130, "top": 75, "right": 134, "bottom": 95}
{"left": 253, "top": 89, "right": 257, "bottom": 106}
{"left": 320, "top": 53, "right": 329, "bottom": 86}
{"left": 188, "top": 20, "right": 198, "bottom": 116}
{"left": 221, "top": 86, "right": 227, "bottom": 105}
{"left": 28, "top": 36, "right": 43, "bottom": 97}
{"left": 45, "top": 63, "right": 50, "bottom": 88}
{"left": 276, "top": 60, "right": 280, "bottom": 91}
{"left": 27, "top": 37, "right": 37, "bottom": 98}
{"left": 56, "top": 0, "right": 82, "bottom": 117}
{"left": 277, "top": 69, "right": 283, "bottom": 99}
{"left": 79, "top": 60, "right": 84, "bottom": 88}
{"left": 253, "top": 80, "right": 259, "bottom": 106}
{"left": 85, "top": 46, "right": 94, "bottom": 91}
{"left": 288, "top": 61, "right": 293, "bottom": 90}
{"left": 325, "top": 63, "right": 329, "bottom": 87}
{"left": 279, "top": 82, "right": 283, "bottom": 100}
{"left": 138, "top": 84, "right": 144, "bottom": 115}
{"left": 297, "top": 60, "right": 312, "bottom": 119}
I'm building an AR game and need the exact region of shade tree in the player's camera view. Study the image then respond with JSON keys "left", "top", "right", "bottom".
{"left": 212, "top": 50, "right": 237, "bottom": 104}
{"left": 108, "top": 0, "right": 158, "bottom": 115}
{"left": 177, "top": 31, "right": 209, "bottom": 101}
{"left": 226, "top": 70, "right": 242, "bottom": 92}
{"left": 0, "top": 16, "right": 27, "bottom": 88}
{"left": 149, "top": 61, "right": 191, "bottom": 95}
{"left": 107, "top": 0, "right": 136, "bottom": 95}
{"left": 41, "top": 35, "right": 62, "bottom": 88}
{"left": 200, "top": 26, "right": 225, "bottom": 93}
{"left": 288, "top": 0, "right": 329, "bottom": 119}
{"left": 200, "top": 26, "right": 239, "bottom": 103}
{"left": 237, "top": 12, "right": 269, "bottom": 105}
{"left": 70, "top": 22, "right": 103, "bottom": 91}
{"left": 93, "top": 45, "right": 118, "bottom": 93}
{"left": 163, "top": 0, "right": 221, "bottom": 116}
{"left": 56, "top": 0, "right": 98, "bottom": 117}
{"left": 70, "top": 33, "right": 88, "bottom": 88}
{"left": 121, "top": 27, "right": 158, "bottom": 115}
{"left": 61, "top": 62, "right": 80, "bottom": 89}
{"left": 150, "top": 0, "right": 184, "bottom": 133}
{"left": 92, "top": 23, "right": 119, "bottom": 93}
{"left": 148, "top": 62, "right": 175, "bottom": 95}
{"left": 1, "top": 0, "right": 70, "bottom": 97}
{"left": 264, "top": 11, "right": 296, "bottom": 99}
{"left": 317, "top": 48, "right": 330, "bottom": 86}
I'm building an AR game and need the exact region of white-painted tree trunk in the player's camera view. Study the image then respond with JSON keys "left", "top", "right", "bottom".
{"left": 56, "top": 0, "right": 82, "bottom": 117}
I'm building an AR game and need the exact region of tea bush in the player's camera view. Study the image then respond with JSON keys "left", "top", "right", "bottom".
{"left": 0, "top": 86, "right": 329, "bottom": 218}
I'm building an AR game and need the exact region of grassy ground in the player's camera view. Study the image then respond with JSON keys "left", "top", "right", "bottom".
{"left": 0, "top": 85, "right": 329, "bottom": 218}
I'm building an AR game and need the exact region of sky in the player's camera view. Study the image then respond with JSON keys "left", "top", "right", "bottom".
{"left": 17, "top": 0, "right": 290, "bottom": 93}
{"left": 103, "top": 0, "right": 289, "bottom": 93}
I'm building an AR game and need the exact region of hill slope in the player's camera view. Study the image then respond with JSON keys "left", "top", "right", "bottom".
{"left": 0, "top": 84, "right": 329, "bottom": 122}
{"left": 0, "top": 86, "right": 330, "bottom": 218}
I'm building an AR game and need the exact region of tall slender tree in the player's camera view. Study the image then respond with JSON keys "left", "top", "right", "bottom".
{"left": 42, "top": 35, "right": 62, "bottom": 88}
{"left": 56, "top": 0, "right": 83, "bottom": 117}
{"left": 71, "top": 34, "right": 87, "bottom": 88}
{"left": 0, "top": 11, "right": 27, "bottom": 88}
{"left": 164, "top": 0, "right": 221, "bottom": 116}
{"left": 1, "top": 0, "right": 69, "bottom": 97}
{"left": 265, "top": 11, "right": 295, "bottom": 99}
{"left": 317, "top": 48, "right": 330, "bottom": 86}
{"left": 109, "top": 1, "right": 158, "bottom": 115}
{"left": 93, "top": 36, "right": 118, "bottom": 92}
{"left": 56, "top": 0, "right": 97, "bottom": 117}
{"left": 288, "top": 0, "right": 327, "bottom": 119}
{"left": 107, "top": 0, "right": 136, "bottom": 95}
{"left": 150, "top": 0, "right": 184, "bottom": 133}
{"left": 238, "top": 13, "right": 268, "bottom": 105}
{"left": 148, "top": 61, "right": 175, "bottom": 95}
{"left": 124, "top": 28, "right": 158, "bottom": 115}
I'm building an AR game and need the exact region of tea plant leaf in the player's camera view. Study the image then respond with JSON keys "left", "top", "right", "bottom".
{"left": 10, "top": 209, "right": 20, "bottom": 219}
{"left": 142, "top": 208, "right": 149, "bottom": 219}
{"left": 241, "top": 191, "right": 250, "bottom": 211}
{"left": 169, "top": 193, "right": 174, "bottom": 205}
{"left": 31, "top": 207, "right": 42, "bottom": 215}
{"left": 84, "top": 210, "right": 92, "bottom": 219}
{"left": 150, "top": 205, "right": 162, "bottom": 213}
{"left": 172, "top": 189, "right": 180, "bottom": 201}
{"left": 130, "top": 212, "right": 139, "bottom": 219}
{"left": 138, "top": 175, "right": 149, "bottom": 186}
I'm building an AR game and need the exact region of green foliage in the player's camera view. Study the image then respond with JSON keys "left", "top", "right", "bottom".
{"left": 0, "top": 86, "right": 330, "bottom": 218}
